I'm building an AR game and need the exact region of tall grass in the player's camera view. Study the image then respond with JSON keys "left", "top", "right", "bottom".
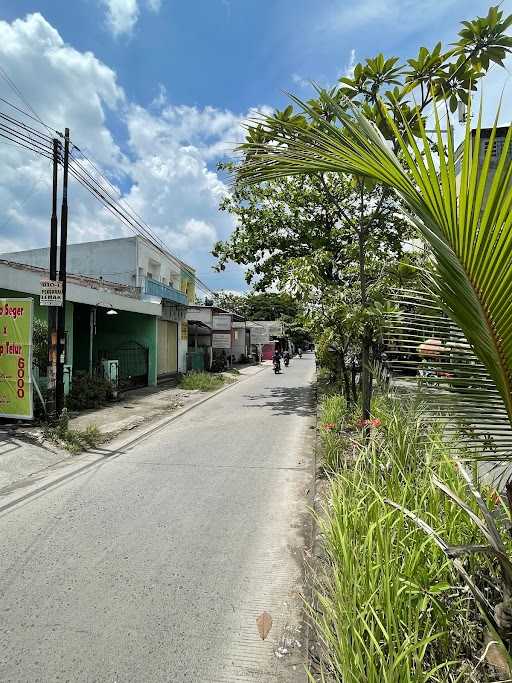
{"left": 318, "top": 394, "right": 349, "bottom": 472}
{"left": 310, "top": 397, "right": 497, "bottom": 681}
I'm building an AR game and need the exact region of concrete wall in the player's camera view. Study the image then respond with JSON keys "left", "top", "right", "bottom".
{"left": 0, "top": 237, "right": 139, "bottom": 287}
{"left": 178, "top": 321, "right": 188, "bottom": 373}
{"left": 137, "top": 240, "right": 182, "bottom": 289}
{"left": 232, "top": 327, "right": 249, "bottom": 360}
{"left": 0, "top": 236, "right": 196, "bottom": 294}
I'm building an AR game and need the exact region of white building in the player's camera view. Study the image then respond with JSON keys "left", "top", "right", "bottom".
{"left": 0, "top": 236, "right": 196, "bottom": 378}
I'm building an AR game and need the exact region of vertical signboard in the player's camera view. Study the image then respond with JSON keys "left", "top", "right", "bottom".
{"left": 0, "top": 298, "right": 33, "bottom": 419}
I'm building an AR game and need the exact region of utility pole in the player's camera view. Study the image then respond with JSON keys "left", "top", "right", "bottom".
{"left": 47, "top": 138, "right": 60, "bottom": 419}
{"left": 55, "top": 128, "right": 70, "bottom": 414}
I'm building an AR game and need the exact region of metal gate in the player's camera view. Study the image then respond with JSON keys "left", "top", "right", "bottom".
{"left": 101, "top": 341, "right": 148, "bottom": 391}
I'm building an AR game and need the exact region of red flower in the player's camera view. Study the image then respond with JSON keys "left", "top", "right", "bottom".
{"left": 356, "top": 418, "right": 382, "bottom": 429}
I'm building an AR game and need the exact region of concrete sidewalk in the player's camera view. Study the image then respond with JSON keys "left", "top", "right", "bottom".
{"left": 69, "top": 363, "right": 265, "bottom": 435}
{"left": 0, "top": 363, "right": 266, "bottom": 494}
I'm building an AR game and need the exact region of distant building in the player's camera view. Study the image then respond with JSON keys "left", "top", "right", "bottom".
{"left": 186, "top": 306, "right": 244, "bottom": 370}
{"left": 455, "top": 125, "right": 511, "bottom": 178}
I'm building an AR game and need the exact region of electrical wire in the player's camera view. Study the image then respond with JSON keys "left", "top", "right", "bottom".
{"left": 0, "top": 67, "right": 54, "bottom": 136}
{"left": 0, "top": 90, "right": 216, "bottom": 295}
{"left": 69, "top": 145, "right": 216, "bottom": 294}
{"left": 0, "top": 98, "right": 216, "bottom": 295}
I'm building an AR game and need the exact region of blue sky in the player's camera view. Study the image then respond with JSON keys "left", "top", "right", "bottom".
{"left": 0, "top": 0, "right": 510, "bottom": 292}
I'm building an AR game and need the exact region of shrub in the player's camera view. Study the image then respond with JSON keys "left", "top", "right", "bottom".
{"left": 66, "top": 372, "right": 113, "bottom": 411}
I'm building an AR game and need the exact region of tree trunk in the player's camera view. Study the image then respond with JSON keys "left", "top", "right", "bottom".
{"left": 351, "top": 360, "right": 358, "bottom": 403}
{"left": 339, "top": 350, "right": 352, "bottom": 404}
{"left": 358, "top": 181, "right": 372, "bottom": 439}
{"left": 361, "top": 329, "right": 373, "bottom": 421}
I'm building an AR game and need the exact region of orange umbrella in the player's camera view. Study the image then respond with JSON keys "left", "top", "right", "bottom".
{"left": 418, "top": 338, "right": 443, "bottom": 358}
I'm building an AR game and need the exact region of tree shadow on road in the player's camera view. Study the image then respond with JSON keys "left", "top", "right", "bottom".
{"left": 242, "top": 385, "right": 314, "bottom": 417}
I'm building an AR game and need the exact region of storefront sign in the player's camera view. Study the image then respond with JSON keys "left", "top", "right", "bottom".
{"left": 212, "top": 314, "right": 231, "bottom": 330}
{"left": 212, "top": 332, "right": 232, "bottom": 349}
{"left": 0, "top": 298, "right": 33, "bottom": 419}
{"left": 40, "top": 279, "right": 63, "bottom": 306}
{"left": 181, "top": 320, "right": 188, "bottom": 340}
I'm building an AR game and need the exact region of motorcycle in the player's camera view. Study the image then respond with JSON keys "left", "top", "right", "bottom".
{"left": 284, "top": 356, "right": 290, "bottom": 367}
{"left": 273, "top": 359, "right": 281, "bottom": 374}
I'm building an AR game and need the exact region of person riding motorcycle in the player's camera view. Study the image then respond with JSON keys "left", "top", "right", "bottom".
{"left": 272, "top": 350, "right": 281, "bottom": 373}
{"left": 283, "top": 350, "right": 290, "bottom": 367}
{"left": 297, "top": 347, "right": 303, "bottom": 358}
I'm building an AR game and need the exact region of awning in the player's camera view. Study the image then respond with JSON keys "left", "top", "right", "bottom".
{"left": 188, "top": 320, "right": 211, "bottom": 330}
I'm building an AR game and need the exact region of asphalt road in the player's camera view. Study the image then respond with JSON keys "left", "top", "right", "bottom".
{"left": 0, "top": 355, "right": 316, "bottom": 682}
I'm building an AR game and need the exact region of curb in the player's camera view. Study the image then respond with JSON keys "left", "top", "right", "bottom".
{"left": 0, "top": 365, "right": 268, "bottom": 515}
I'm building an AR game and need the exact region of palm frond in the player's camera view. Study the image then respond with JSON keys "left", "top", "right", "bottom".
{"left": 237, "top": 92, "right": 512, "bottom": 433}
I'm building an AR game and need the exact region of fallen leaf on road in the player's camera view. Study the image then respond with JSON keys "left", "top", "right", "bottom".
{"left": 256, "top": 612, "right": 272, "bottom": 640}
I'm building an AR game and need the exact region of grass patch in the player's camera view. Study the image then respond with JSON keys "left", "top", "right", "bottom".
{"left": 310, "top": 395, "right": 507, "bottom": 681}
{"left": 179, "top": 371, "right": 227, "bottom": 392}
{"left": 44, "top": 411, "right": 105, "bottom": 454}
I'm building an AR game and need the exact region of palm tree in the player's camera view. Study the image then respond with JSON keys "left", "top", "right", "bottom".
{"left": 237, "top": 94, "right": 512, "bottom": 661}
{"left": 237, "top": 94, "right": 512, "bottom": 434}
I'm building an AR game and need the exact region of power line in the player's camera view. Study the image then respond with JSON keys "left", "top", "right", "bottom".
{"left": 0, "top": 67, "right": 54, "bottom": 136}
{"left": 69, "top": 145, "right": 216, "bottom": 295}
{"left": 0, "top": 98, "right": 216, "bottom": 296}
{"left": 0, "top": 160, "right": 51, "bottom": 236}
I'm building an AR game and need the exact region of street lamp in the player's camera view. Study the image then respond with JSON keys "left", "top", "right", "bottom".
{"left": 96, "top": 301, "right": 118, "bottom": 315}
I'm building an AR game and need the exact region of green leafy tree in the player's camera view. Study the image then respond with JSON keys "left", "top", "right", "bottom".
{"left": 215, "top": 167, "right": 410, "bottom": 418}
{"left": 221, "top": 4, "right": 511, "bottom": 422}
{"left": 213, "top": 291, "right": 300, "bottom": 321}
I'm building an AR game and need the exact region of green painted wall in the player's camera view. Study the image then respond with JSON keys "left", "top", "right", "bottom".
{"left": 0, "top": 288, "right": 74, "bottom": 366}
{"left": 94, "top": 309, "right": 158, "bottom": 385}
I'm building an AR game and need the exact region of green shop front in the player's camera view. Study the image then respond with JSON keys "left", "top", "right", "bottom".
{"left": 0, "top": 260, "right": 163, "bottom": 399}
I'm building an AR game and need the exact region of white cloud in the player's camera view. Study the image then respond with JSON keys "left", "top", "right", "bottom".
{"left": 323, "top": 0, "right": 459, "bottom": 36}
{"left": 101, "top": 0, "right": 164, "bottom": 37}
{"left": 102, "top": 0, "right": 139, "bottom": 36}
{"left": 345, "top": 49, "right": 356, "bottom": 78}
{"left": 292, "top": 73, "right": 309, "bottom": 89}
{"left": 0, "top": 13, "right": 262, "bottom": 287}
{"left": 151, "top": 83, "right": 168, "bottom": 109}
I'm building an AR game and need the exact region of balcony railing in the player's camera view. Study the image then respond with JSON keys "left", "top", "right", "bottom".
{"left": 143, "top": 278, "right": 188, "bottom": 306}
